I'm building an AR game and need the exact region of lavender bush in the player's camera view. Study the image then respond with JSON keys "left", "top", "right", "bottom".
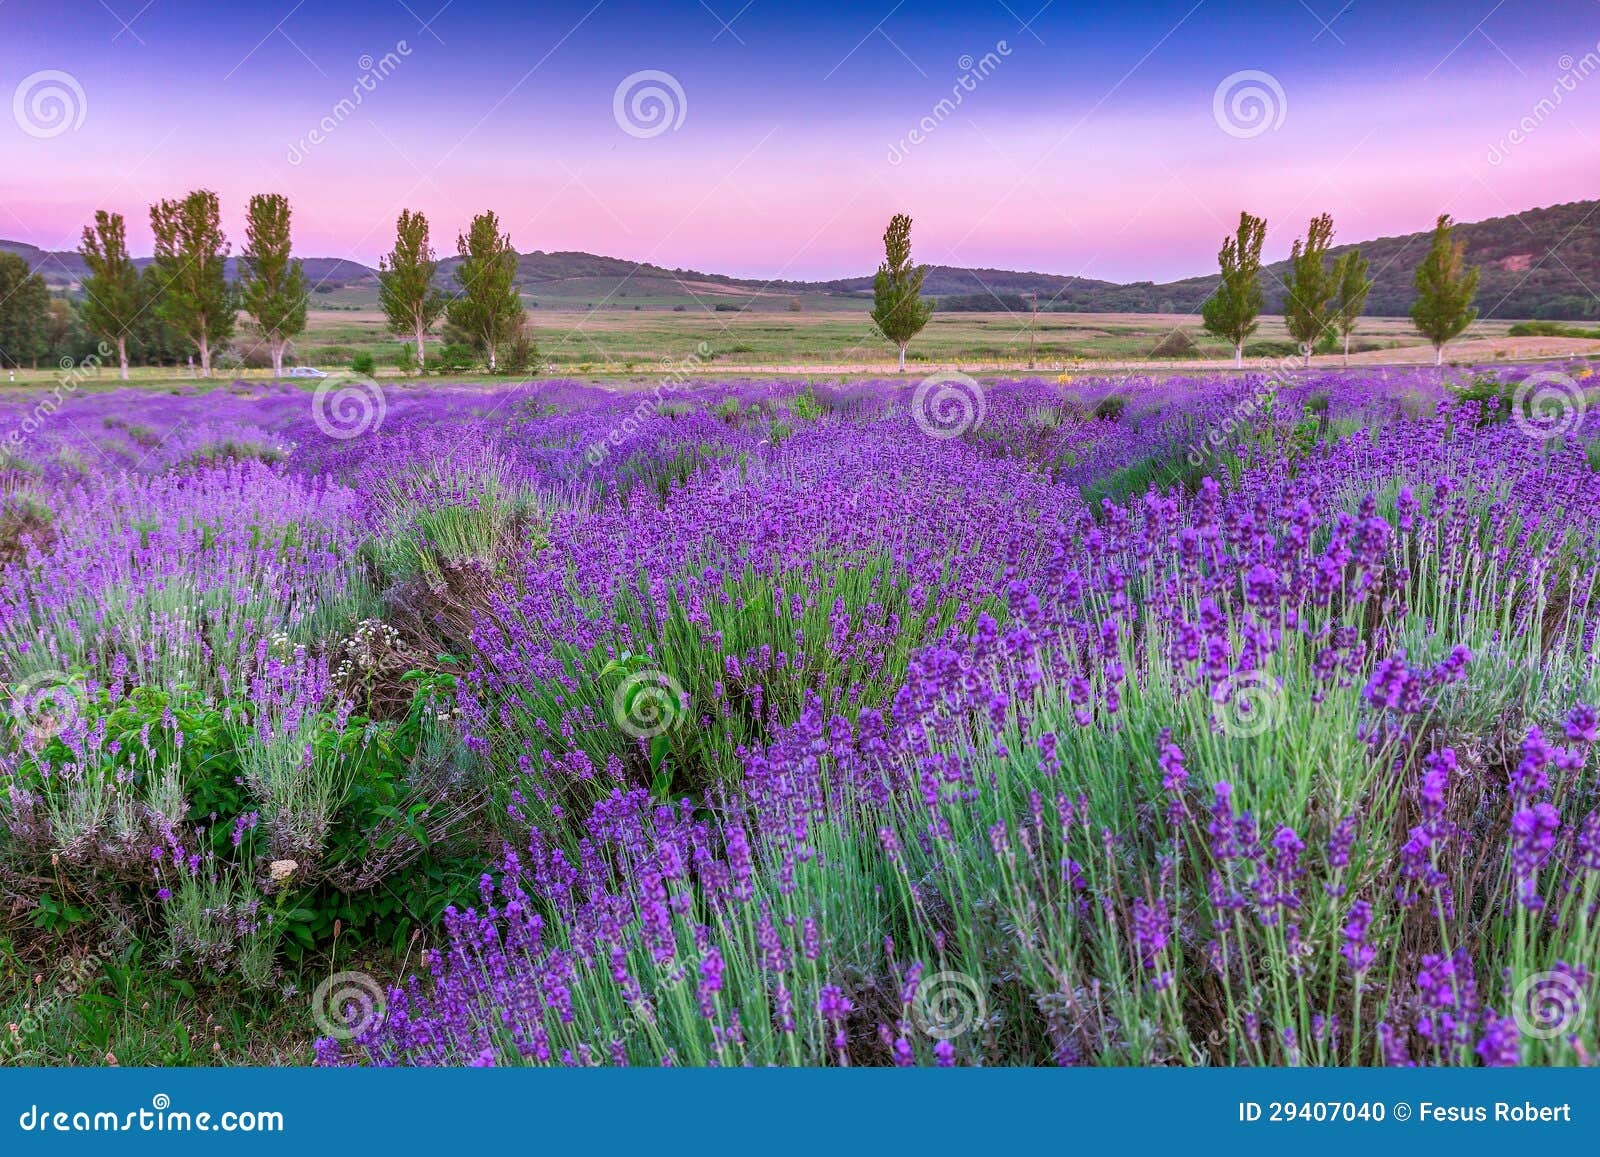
{"left": 2, "top": 366, "right": 1598, "bottom": 1065}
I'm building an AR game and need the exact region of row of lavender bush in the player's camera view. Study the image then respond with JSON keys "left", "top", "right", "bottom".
{"left": 2, "top": 364, "right": 1597, "bottom": 1064}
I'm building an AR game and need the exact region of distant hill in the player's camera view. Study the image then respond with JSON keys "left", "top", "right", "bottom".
{"left": 1151, "top": 200, "right": 1600, "bottom": 321}
{"left": 0, "top": 242, "right": 373, "bottom": 292}
{"left": 5, "top": 198, "right": 1596, "bottom": 319}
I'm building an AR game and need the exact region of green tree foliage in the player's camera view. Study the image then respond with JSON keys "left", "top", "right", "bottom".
{"left": 1330, "top": 248, "right": 1372, "bottom": 366}
{"left": 378, "top": 209, "right": 447, "bottom": 371}
{"left": 498, "top": 325, "right": 539, "bottom": 377}
{"left": 1410, "top": 214, "right": 1480, "bottom": 365}
{"left": 1199, "top": 210, "right": 1266, "bottom": 368}
{"left": 870, "top": 213, "right": 932, "bottom": 371}
{"left": 132, "top": 267, "right": 184, "bottom": 367}
{"left": 0, "top": 252, "right": 51, "bottom": 370}
{"left": 239, "top": 193, "right": 308, "bottom": 378}
{"left": 446, "top": 211, "right": 523, "bottom": 374}
{"left": 41, "top": 299, "right": 98, "bottom": 368}
{"left": 148, "top": 189, "right": 234, "bottom": 377}
{"left": 1283, "top": 213, "right": 1335, "bottom": 367}
{"left": 78, "top": 211, "right": 142, "bottom": 380}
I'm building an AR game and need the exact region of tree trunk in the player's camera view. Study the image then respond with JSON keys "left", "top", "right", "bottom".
{"left": 487, "top": 341, "right": 497, "bottom": 374}
{"left": 1342, "top": 332, "right": 1350, "bottom": 368}
{"left": 897, "top": 342, "right": 907, "bottom": 371}
{"left": 1233, "top": 342, "right": 1242, "bottom": 369}
{"left": 198, "top": 332, "right": 211, "bottom": 378}
{"left": 271, "top": 337, "right": 284, "bottom": 379}
{"left": 1435, "top": 344, "right": 1443, "bottom": 367}
{"left": 116, "top": 335, "right": 128, "bottom": 381}
{"left": 414, "top": 322, "right": 426, "bottom": 370}
{"left": 1303, "top": 346, "right": 1312, "bottom": 369}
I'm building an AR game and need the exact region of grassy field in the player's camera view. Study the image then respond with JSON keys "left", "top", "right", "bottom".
{"left": 6, "top": 308, "right": 1582, "bottom": 391}
{"left": 297, "top": 307, "right": 1517, "bottom": 371}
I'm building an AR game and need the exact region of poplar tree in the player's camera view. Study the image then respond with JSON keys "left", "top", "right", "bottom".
{"left": 1330, "top": 248, "right": 1372, "bottom": 367}
{"left": 239, "top": 193, "right": 308, "bottom": 378}
{"left": 1410, "top": 214, "right": 1479, "bottom": 366}
{"left": 378, "top": 209, "right": 446, "bottom": 370}
{"left": 1199, "top": 210, "right": 1266, "bottom": 367}
{"left": 0, "top": 253, "right": 49, "bottom": 369}
{"left": 148, "top": 189, "right": 234, "bottom": 377}
{"left": 78, "top": 210, "right": 141, "bottom": 380}
{"left": 1283, "top": 213, "right": 1335, "bottom": 368}
{"left": 870, "top": 213, "right": 932, "bottom": 371}
{"left": 446, "top": 211, "right": 523, "bottom": 374}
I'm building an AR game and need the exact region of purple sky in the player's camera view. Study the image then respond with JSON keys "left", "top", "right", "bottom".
{"left": 3, "top": 0, "right": 1598, "bottom": 281}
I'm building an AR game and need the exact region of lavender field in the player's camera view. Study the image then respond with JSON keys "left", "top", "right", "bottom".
{"left": 2, "top": 365, "right": 1598, "bottom": 1067}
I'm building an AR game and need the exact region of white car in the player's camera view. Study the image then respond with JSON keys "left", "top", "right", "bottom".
{"left": 287, "top": 366, "right": 328, "bottom": 379}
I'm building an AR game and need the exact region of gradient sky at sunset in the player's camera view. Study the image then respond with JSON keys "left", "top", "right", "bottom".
{"left": 3, "top": 0, "right": 1597, "bottom": 281}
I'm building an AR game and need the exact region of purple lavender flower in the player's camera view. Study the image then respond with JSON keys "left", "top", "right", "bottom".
{"left": 1340, "top": 900, "right": 1376, "bottom": 975}
{"left": 818, "top": 985, "right": 852, "bottom": 1023}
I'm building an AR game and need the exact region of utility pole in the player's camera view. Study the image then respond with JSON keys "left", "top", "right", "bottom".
{"left": 1028, "top": 290, "right": 1038, "bottom": 369}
